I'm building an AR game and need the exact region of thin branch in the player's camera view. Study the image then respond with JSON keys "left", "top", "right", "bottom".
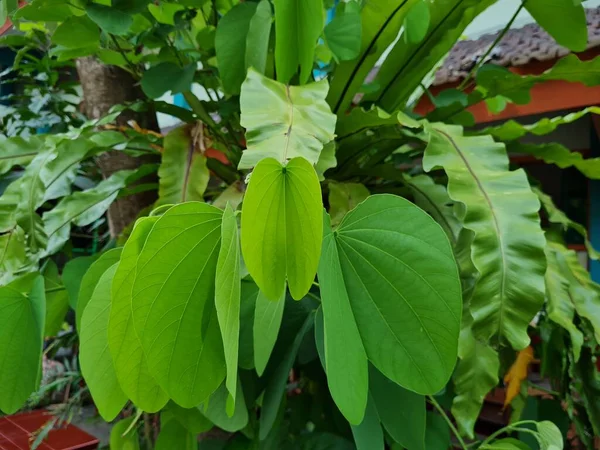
{"left": 109, "top": 35, "right": 140, "bottom": 77}
{"left": 428, "top": 395, "right": 468, "bottom": 450}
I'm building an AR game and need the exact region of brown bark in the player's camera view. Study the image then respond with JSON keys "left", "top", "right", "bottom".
{"left": 76, "top": 56, "right": 159, "bottom": 237}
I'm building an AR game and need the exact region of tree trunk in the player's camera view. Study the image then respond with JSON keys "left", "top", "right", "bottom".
{"left": 76, "top": 56, "right": 159, "bottom": 237}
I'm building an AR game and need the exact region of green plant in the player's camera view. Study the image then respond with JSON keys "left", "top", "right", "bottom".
{"left": 0, "top": 0, "right": 598, "bottom": 448}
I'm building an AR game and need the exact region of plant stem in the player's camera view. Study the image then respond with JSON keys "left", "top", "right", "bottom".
{"left": 428, "top": 395, "right": 468, "bottom": 450}
{"left": 528, "top": 381, "right": 559, "bottom": 397}
{"left": 45, "top": 286, "right": 66, "bottom": 294}
{"left": 480, "top": 420, "right": 539, "bottom": 446}
{"left": 109, "top": 35, "right": 139, "bottom": 77}
{"left": 457, "top": 1, "right": 525, "bottom": 90}
{"left": 143, "top": 413, "right": 152, "bottom": 449}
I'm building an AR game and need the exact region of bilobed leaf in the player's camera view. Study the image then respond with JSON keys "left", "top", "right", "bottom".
{"left": 52, "top": 15, "right": 100, "bottom": 48}
{"left": 162, "top": 402, "right": 212, "bottom": 434}
{"left": 370, "top": 365, "right": 425, "bottom": 450}
{"left": 0, "top": 274, "right": 45, "bottom": 414}
{"left": 108, "top": 217, "right": 168, "bottom": 413}
{"left": 253, "top": 288, "right": 285, "bottom": 376}
{"left": 141, "top": 62, "right": 196, "bottom": 99}
{"left": 0, "top": 135, "right": 42, "bottom": 175}
{"left": 43, "top": 170, "right": 134, "bottom": 255}
{"left": 109, "top": 417, "right": 140, "bottom": 450}
{"left": 62, "top": 255, "right": 99, "bottom": 310}
{"left": 544, "top": 243, "right": 584, "bottom": 362}
{"left": 201, "top": 379, "right": 248, "bottom": 432}
{"left": 245, "top": 0, "right": 272, "bottom": 75}
{"left": 423, "top": 124, "right": 546, "bottom": 350}
{"left": 215, "top": 204, "right": 241, "bottom": 414}
{"left": 318, "top": 212, "right": 368, "bottom": 425}
{"left": 75, "top": 248, "right": 123, "bottom": 331}
{"left": 157, "top": 124, "right": 209, "bottom": 205}
{"left": 80, "top": 264, "right": 128, "bottom": 421}
{"left": 42, "top": 260, "right": 69, "bottom": 337}
{"left": 403, "top": 0, "right": 430, "bottom": 44}
{"left": 273, "top": 0, "right": 323, "bottom": 84}
{"left": 215, "top": 2, "right": 258, "bottom": 95}
{"left": 86, "top": 3, "right": 133, "bottom": 36}
{"left": 350, "top": 393, "right": 384, "bottom": 450}
{"left": 328, "top": 181, "right": 369, "bottom": 227}
{"left": 324, "top": 1, "right": 362, "bottom": 62}
{"left": 131, "top": 202, "right": 225, "bottom": 407}
{"left": 320, "top": 194, "right": 461, "bottom": 394}
{"left": 155, "top": 418, "right": 196, "bottom": 450}
{"left": 524, "top": 0, "right": 586, "bottom": 52}
{"left": 241, "top": 157, "right": 323, "bottom": 300}
{"left": 239, "top": 70, "right": 336, "bottom": 169}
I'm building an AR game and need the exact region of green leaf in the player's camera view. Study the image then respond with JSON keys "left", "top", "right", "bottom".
{"left": 253, "top": 288, "right": 285, "bottom": 376}
{"left": 451, "top": 323, "right": 500, "bottom": 439}
{"left": 109, "top": 417, "right": 140, "bottom": 450}
{"left": 327, "top": 0, "right": 419, "bottom": 114}
{"left": 75, "top": 248, "right": 123, "bottom": 331}
{"left": 238, "top": 69, "right": 336, "bottom": 169}
{"left": 324, "top": 1, "right": 361, "bottom": 62}
{"left": 328, "top": 181, "right": 369, "bottom": 227}
{"left": 52, "top": 15, "right": 100, "bottom": 48}
{"left": 62, "top": 255, "right": 99, "bottom": 310}
{"left": 260, "top": 311, "right": 314, "bottom": 440}
{"left": 157, "top": 124, "right": 210, "bottom": 205}
{"left": 370, "top": 365, "right": 425, "bottom": 450}
{"left": 141, "top": 63, "right": 196, "bottom": 99}
{"left": 215, "top": 204, "right": 241, "bottom": 413}
{"left": 241, "top": 157, "right": 323, "bottom": 300}
{"left": 108, "top": 217, "right": 168, "bottom": 413}
{"left": 535, "top": 421, "right": 563, "bottom": 450}
{"left": 162, "top": 402, "right": 212, "bottom": 434}
{"left": 0, "top": 274, "right": 45, "bottom": 414}
{"left": 86, "top": 3, "right": 133, "bottom": 35}
{"left": 362, "top": 0, "right": 495, "bottom": 112}
{"left": 245, "top": 0, "right": 272, "bottom": 75}
{"left": 544, "top": 243, "right": 584, "bottom": 362}
{"left": 131, "top": 202, "right": 225, "bottom": 407}
{"left": 239, "top": 281, "right": 258, "bottom": 370}
{"left": 524, "top": 0, "right": 586, "bottom": 52}
{"left": 350, "top": 393, "right": 384, "bottom": 450}
{"left": 320, "top": 194, "right": 461, "bottom": 393}
{"left": 425, "top": 411, "right": 451, "bottom": 450}
{"left": 403, "top": 0, "right": 430, "bottom": 44}
{"left": 213, "top": 181, "right": 245, "bottom": 211}
{"left": 155, "top": 418, "right": 196, "bottom": 450}
{"left": 315, "top": 141, "right": 337, "bottom": 181}
{"left": 43, "top": 170, "right": 135, "bottom": 255}
{"left": 42, "top": 260, "right": 69, "bottom": 337}
{"left": 318, "top": 212, "right": 368, "bottom": 424}
{"left": 477, "top": 107, "right": 600, "bottom": 142}
{"left": 573, "top": 348, "right": 600, "bottom": 437}
{"left": 292, "top": 433, "right": 355, "bottom": 450}
{"left": 0, "top": 136, "right": 42, "bottom": 175}
{"left": 215, "top": 2, "right": 258, "bottom": 95}
{"left": 423, "top": 124, "right": 546, "bottom": 349}
{"left": 335, "top": 106, "right": 420, "bottom": 140}
{"left": 0, "top": 227, "right": 27, "bottom": 285}
{"left": 273, "top": 0, "right": 323, "bottom": 84}
{"left": 482, "top": 438, "right": 531, "bottom": 450}
{"left": 80, "top": 264, "right": 128, "bottom": 421}
{"left": 201, "top": 379, "right": 248, "bottom": 432}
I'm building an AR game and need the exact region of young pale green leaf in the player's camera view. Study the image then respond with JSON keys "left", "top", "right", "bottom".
{"left": 260, "top": 311, "right": 314, "bottom": 440}
{"left": 245, "top": 0, "right": 272, "bottom": 75}
{"left": 273, "top": 0, "right": 323, "bottom": 84}
{"left": 328, "top": 181, "right": 369, "bottom": 227}
{"left": 43, "top": 170, "right": 134, "bottom": 255}
{"left": 86, "top": 3, "right": 133, "bottom": 36}
{"left": 131, "top": 202, "right": 225, "bottom": 407}
{"left": 253, "top": 288, "right": 285, "bottom": 376}
{"left": 213, "top": 181, "right": 245, "bottom": 211}
{"left": 75, "top": 248, "right": 123, "bottom": 331}
{"left": 535, "top": 421, "right": 564, "bottom": 450}
{"left": 327, "top": 0, "right": 420, "bottom": 114}
{"left": 155, "top": 418, "right": 196, "bottom": 450}
{"left": 62, "top": 254, "right": 99, "bottom": 310}
{"left": 318, "top": 212, "right": 368, "bottom": 425}
{"left": 201, "top": 379, "right": 248, "bottom": 432}
{"left": 370, "top": 365, "right": 425, "bottom": 450}
{"left": 315, "top": 141, "right": 337, "bottom": 181}
{"left": 322, "top": 194, "right": 461, "bottom": 394}
{"left": 403, "top": 0, "right": 430, "bottom": 44}
{"left": 42, "top": 260, "right": 69, "bottom": 337}
{"left": 423, "top": 124, "right": 546, "bottom": 350}
{"left": 241, "top": 158, "right": 323, "bottom": 300}
{"left": 108, "top": 217, "right": 168, "bottom": 413}
{"left": 141, "top": 63, "right": 196, "bottom": 99}
{"left": 0, "top": 135, "right": 42, "bottom": 175}
{"left": 109, "top": 417, "right": 140, "bottom": 450}
{"left": 0, "top": 274, "right": 45, "bottom": 414}
{"left": 52, "top": 15, "right": 100, "bottom": 48}
{"left": 324, "top": 1, "right": 361, "bottom": 62}
{"left": 215, "top": 204, "right": 241, "bottom": 414}
{"left": 80, "top": 264, "right": 128, "bottom": 421}
{"left": 162, "top": 402, "right": 212, "bottom": 434}
{"left": 215, "top": 2, "right": 258, "bottom": 95}
{"left": 350, "top": 393, "right": 384, "bottom": 450}
{"left": 157, "top": 124, "right": 209, "bottom": 206}
{"left": 238, "top": 70, "right": 336, "bottom": 169}
{"left": 524, "top": 0, "right": 586, "bottom": 52}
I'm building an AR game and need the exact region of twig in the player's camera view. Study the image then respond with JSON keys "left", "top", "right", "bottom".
{"left": 428, "top": 395, "right": 468, "bottom": 450}
{"left": 109, "top": 35, "right": 140, "bottom": 77}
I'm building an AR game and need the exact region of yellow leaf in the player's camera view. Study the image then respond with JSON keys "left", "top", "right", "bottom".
{"left": 503, "top": 346, "right": 534, "bottom": 408}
